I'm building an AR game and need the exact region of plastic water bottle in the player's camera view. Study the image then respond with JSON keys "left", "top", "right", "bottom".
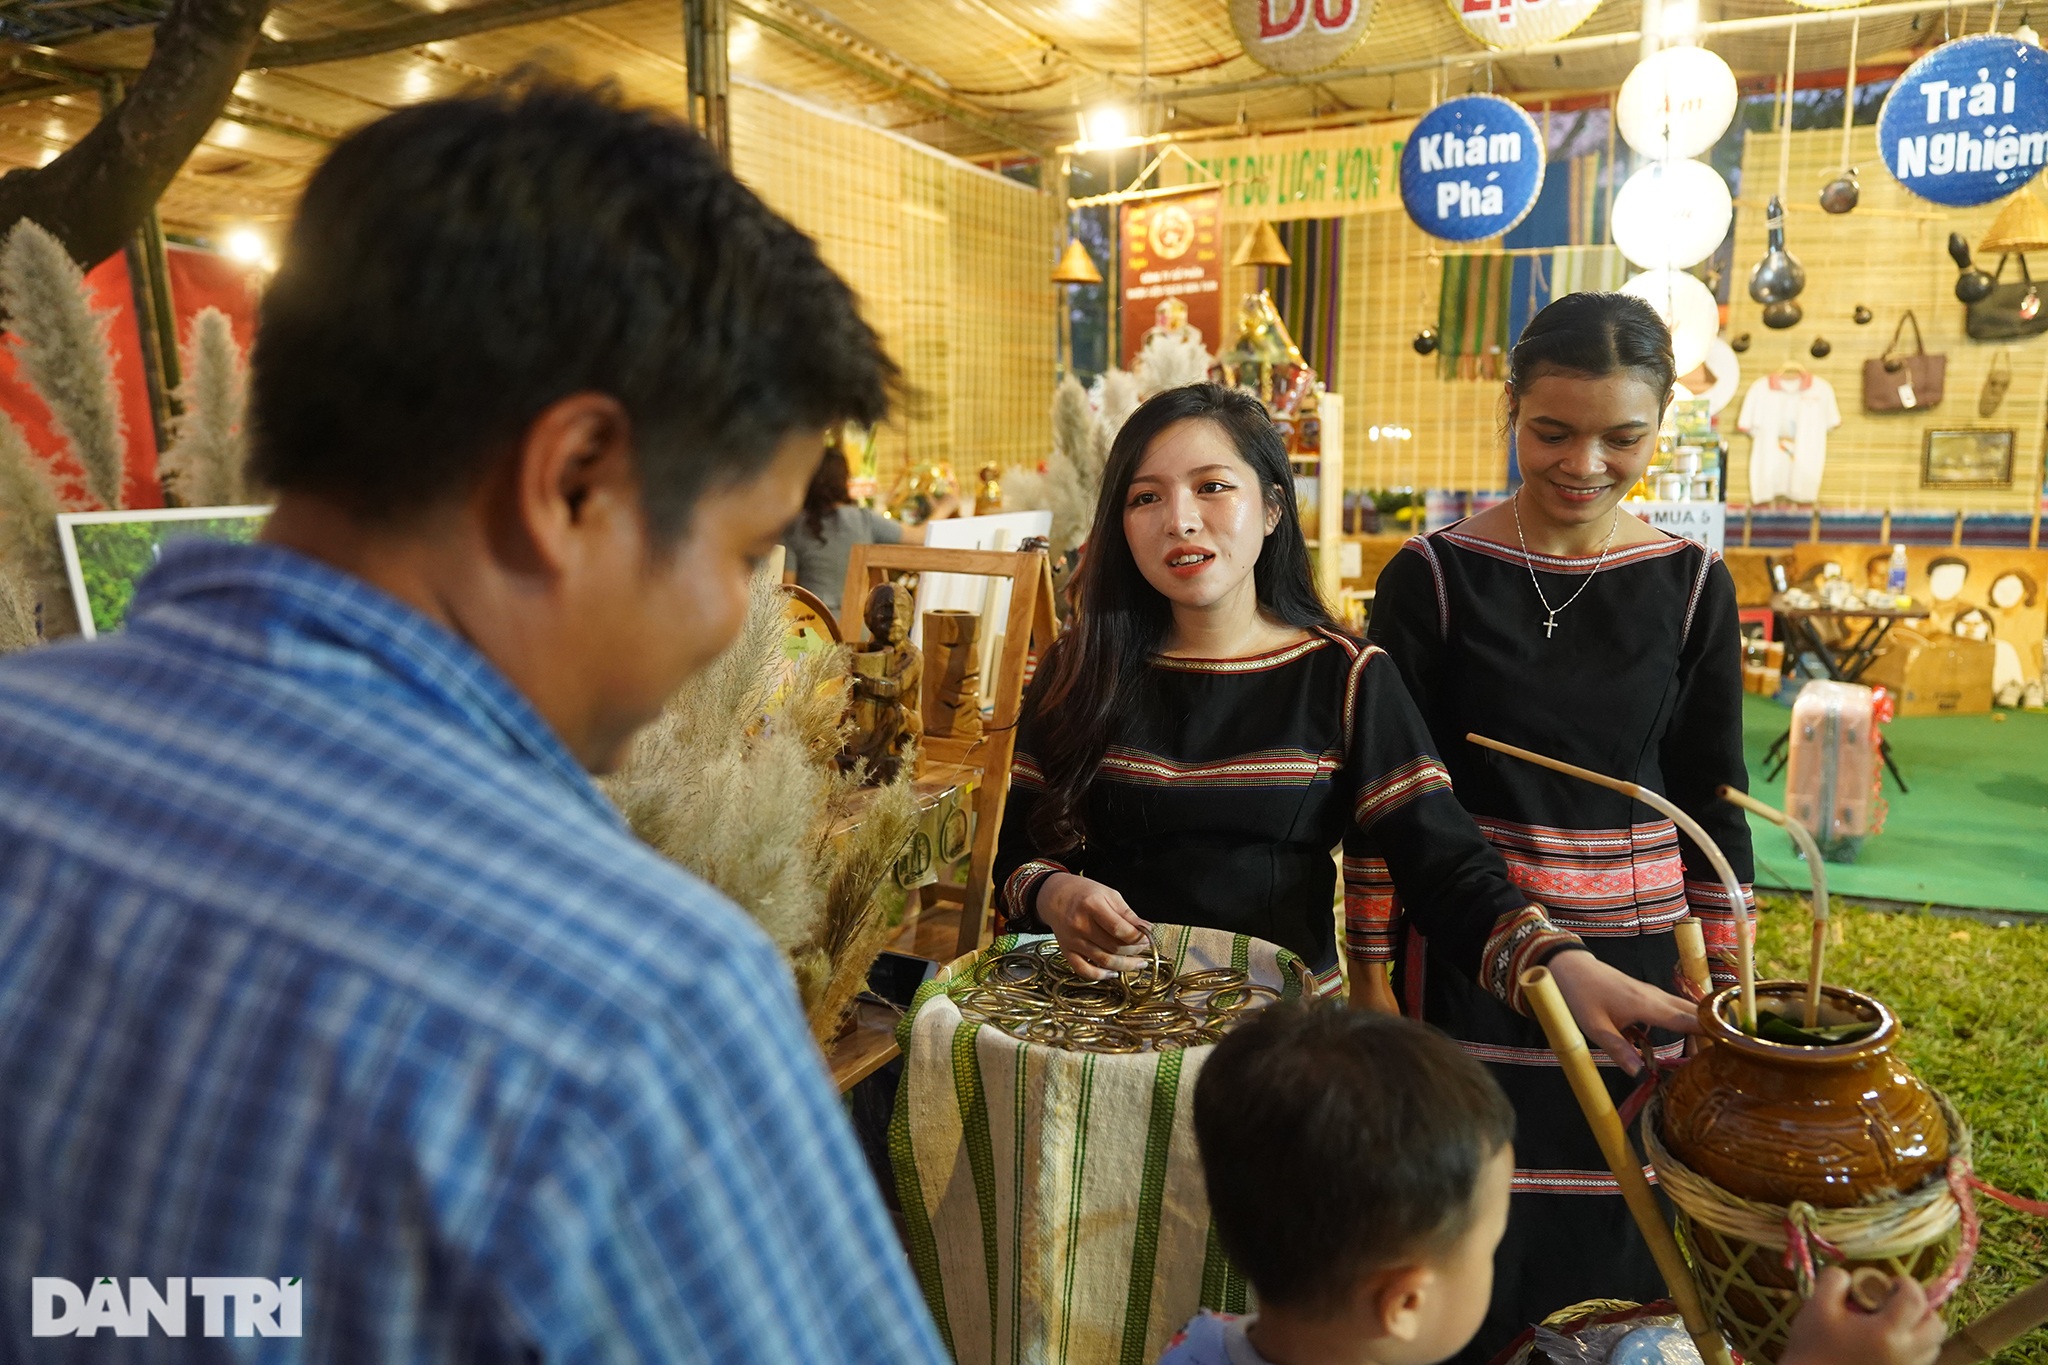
{"left": 1887, "top": 543, "right": 1909, "bottom": 595}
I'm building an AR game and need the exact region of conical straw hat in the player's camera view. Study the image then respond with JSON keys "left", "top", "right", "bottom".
{"left": 1981, "top": 189, "right": 2048, "bottom": 254}
{"left": 1230, "top": 220, "right": 1293, "bottom": 268}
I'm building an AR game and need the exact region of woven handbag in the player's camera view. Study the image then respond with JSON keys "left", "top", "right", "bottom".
{"left": 1863, "top": 312, "right": 1945, "bottom": 412}
{"left": 1964, "top": 255, "right": 2048, "bottom": 341}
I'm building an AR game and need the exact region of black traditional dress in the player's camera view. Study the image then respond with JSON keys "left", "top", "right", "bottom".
{"left": 1366, "top": 525, "right": 1756, "bottom": 1363}
{"left": 994, "top": 627, "right": 1579, "bottom": 1006}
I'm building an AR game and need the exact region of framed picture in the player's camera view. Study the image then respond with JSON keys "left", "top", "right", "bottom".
{"left": 58, "top": 505, "right": 271, "bottom": 639}
{"left": 1921, "top": 428, "right": 2015, "bottom": 488}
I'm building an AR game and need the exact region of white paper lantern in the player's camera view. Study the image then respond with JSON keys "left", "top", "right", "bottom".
{"left": 1611, "top": 159, "right": 1734, "bottom": 270}
{"left": 1616, "top": 46, "right": 1740, "bottom": 160}
{"left": 1621, "top": 268, "right": 1720, "bottom": 376}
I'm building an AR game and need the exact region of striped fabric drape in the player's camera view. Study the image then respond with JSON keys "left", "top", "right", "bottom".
{"left": 1272, "top": 218, "right": 1344, "bottom": 387}
{"left": 891, "top": 924, "right": 1310, "bottom": 1365}
{"left": 1437, "top": 252, "right": 1515, "bottom": 381}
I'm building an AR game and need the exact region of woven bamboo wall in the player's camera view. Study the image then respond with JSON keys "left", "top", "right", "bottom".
{"left": 1729, "top": 127, "right": 2047, "bottom": 515}
{"left": 728, "top": 80, "right": 1058, "bottom": 488}
{"left": 1218, "top": 216, "right": 1512, "bottom": 492}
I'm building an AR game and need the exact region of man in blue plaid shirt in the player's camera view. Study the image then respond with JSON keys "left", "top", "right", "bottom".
{"left": 0, "top": 82, "right": 947, "bottom": 1362}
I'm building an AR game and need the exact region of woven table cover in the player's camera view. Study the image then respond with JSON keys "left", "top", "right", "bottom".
{"left": 890, "top": 924, "right": 1310, "bottom": 1365}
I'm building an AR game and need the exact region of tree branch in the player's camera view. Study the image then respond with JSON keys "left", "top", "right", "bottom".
{"left": 0, "top": 0, "right": 272, "bottom": 269}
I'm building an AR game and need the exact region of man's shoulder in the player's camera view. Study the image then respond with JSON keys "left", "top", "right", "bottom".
{"left": 0, "top": 628, "right": 780, "bottom": 1063}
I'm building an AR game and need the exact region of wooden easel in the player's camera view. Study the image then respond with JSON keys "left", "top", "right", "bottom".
{"left": 842, "top": 542, "right": 1059, "bottom": 959}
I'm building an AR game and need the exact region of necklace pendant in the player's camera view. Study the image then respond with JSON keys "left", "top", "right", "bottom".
{"left": 1543, "top": 614, "right": 1558, "bottom": 639}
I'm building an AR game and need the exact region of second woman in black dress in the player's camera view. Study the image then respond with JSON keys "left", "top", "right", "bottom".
{"left": 992, "top": 382, "right": 1694, "bottom": 1070}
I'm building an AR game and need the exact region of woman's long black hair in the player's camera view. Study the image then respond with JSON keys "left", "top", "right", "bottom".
{"left": 1024, "top": 382, "right": 1342, "bottom": 854}
{"left": 800, "top": 438, "right": 852, "bottom": 538}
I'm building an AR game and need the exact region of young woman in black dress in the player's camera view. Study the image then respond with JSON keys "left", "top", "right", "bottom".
{"left": 992, "top": 382, "right": 1695, "bottom": 1068}
{"left": 1363, "top": 293, "right": 1756, "bottom": 1362}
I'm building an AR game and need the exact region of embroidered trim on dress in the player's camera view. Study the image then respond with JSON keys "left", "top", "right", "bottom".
{"left": 1002, "top": 859, "right": 1068, "bottom": 921}
{"left": 1438, "top": 529, "right": 1692, "bottom": 574}
{"left": 1011, "top": 751, "right": 1046, "bottom": 791}
{"left": 1475, "top": 816, "right": 1688, "bottom": 937}
{"left": 1482, "top": 906, "right": 1585, "bottom": 1014}
{"left": 1353, "top": 754, "right": 1453, "bottom": 828}
{"left": 1513, "top": 1166, "right": 1661, "bottom": 1195}
{"left": 1403, "top": 536, "right": 1450, "bottom": 641}
{"left": 1150, "top": 636, "right": 1330, "bottom": 673}
{"left": 1459, "top": 1038, "right": 1688, "bottom": 1070}
{"left": 1098, "top": 746, "right": 1344, "bottom": 788}
{"left": 1681, "top": 545, "right": 1720, "bottom": 649}
{"left": 1343, "top": 854, "right": 1401, "bottom": 962}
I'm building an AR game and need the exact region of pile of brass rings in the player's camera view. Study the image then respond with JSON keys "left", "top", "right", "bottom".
{"left": 950, "top": 936, "right": 1281, "bottom": 1054}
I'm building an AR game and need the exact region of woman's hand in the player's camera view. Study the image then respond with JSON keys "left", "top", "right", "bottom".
{"left": 1349, "top": 958, "right": 1399, "bottom": 1015}
{"left": 1037, "top": 873, "right": 1153, "bottom": 980}
{"left": 1546, "top": 949, "right": 1701, "bottom": 1075}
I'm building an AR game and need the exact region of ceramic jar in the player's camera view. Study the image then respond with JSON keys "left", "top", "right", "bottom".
{"left": 1659, "top": 981, "right": 1948, "bottom": 1207}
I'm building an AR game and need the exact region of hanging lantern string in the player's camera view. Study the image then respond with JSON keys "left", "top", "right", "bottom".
{"left": 1842, "top": 14, "right": 1860, "bottom": 172}
{"left": 1779, "top": 20, "right": 1798, "bottom": 204}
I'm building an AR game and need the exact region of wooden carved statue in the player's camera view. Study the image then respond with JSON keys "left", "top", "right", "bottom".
{"left": 921, "top": 609, "right": 982, "bottom": 740}
{"left": 841, "top": 582, "right": 921, "bottom": 784}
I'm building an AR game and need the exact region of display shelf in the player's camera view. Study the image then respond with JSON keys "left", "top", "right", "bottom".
{"left": 826, "top": 999, "right": 904, "bottom": 1094}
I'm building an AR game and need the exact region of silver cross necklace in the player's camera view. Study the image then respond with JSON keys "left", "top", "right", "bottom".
{"left": 1511, "top": 489, "right": 1621, "bottom": 639}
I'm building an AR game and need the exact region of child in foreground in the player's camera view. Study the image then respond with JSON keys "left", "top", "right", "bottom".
{"left": 1161, "top": 1005, "right": 1946, "bottom": 1365}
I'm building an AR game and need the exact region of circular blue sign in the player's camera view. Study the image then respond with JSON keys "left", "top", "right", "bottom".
{"left": 1400, "top": 95, "right": 1546, "bottom": 241}
{"left": 1879, "top": 34, "right": 2048, "bottom": 207}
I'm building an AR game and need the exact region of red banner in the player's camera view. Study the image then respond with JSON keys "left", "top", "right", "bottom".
{"left": 0, "top": 245, "right": 263, "bottom": 511}
{"left": 1119, "top": 188, "right": 1224, "bottom": 371}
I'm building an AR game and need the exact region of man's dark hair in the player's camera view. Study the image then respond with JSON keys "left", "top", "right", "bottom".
{"left": 1194, "top": 1004, "right": 1515, "bottom": 1316}
{"left": 248, "top": 79, "right": 895, "bottom": 539}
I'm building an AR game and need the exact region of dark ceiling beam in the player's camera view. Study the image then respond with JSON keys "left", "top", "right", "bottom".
{"left": 249, "top": 0, "right": 625, "bottom": 67}
{"left": 731, "top": 0, "right": 1052, "bottom": 155}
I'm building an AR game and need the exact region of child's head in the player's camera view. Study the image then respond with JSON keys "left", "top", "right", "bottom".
{"left": 1194, "top": 1004, "right": 1516, "bottom": 1365}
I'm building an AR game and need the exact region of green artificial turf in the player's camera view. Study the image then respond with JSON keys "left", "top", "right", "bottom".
{"left": 1754, "top": 896, "right": 2048, "bottom": 1363}
{"left": 1740, "top": 696, "right": 2048, "bottom": 915}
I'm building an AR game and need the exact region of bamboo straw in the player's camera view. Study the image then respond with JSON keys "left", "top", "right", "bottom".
{"left": 1937, "top": 1274, "right": 2048, "bottom": 1365}
{"left": 1522, "top": 966, "right": 1734, "bottom": 1365}
{"left": 1468, "top": 733, "right": 1757, "bottom": 1032}
{"left": 1674, "top": 919, "right": 1711, "bottom": 997}
{"left": 1720, "top": 787, "right": 1830, "bottom": 1028}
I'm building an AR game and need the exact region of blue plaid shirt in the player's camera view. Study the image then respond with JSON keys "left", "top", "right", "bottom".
{"left": 0, "top": 542, "right": 948, "bottom": 1363}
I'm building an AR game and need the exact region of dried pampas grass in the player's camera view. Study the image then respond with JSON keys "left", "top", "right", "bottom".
{"left": 0, "top": 410, "right": 71, "bottom": 640}
{"left": 160, "top": 308, "right": 250, "bottom": 509}
{"left": 0, "top": 221, "right": 125, "bottom": 511}
{"left": 0, "top": 561, "right": 37, "bottom": 655}
{"left": 606, "top": 569, "right": 921, "bottom": 1042}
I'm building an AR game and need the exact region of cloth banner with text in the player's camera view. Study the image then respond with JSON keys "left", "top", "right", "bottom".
{"left": 1161, "top": 120, "right": 1419, "bottom": 222}
{"left": 1120, "top": 188, "right": 1225, "bottom": 369}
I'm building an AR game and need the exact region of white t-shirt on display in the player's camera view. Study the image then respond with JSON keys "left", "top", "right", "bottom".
{"left": 1738, "top": 372, "right": 1841, "bottom": 504}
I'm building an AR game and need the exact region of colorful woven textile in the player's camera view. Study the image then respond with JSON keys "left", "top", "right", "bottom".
{"left": 1437, "top": 252, "right": 1514, "bottom": 381}
{"left": 891, "top": 924, "right": 1310, "bottom": 1365}
{"left": 1273, "top": 218, "right": 1344, "bottom": 383}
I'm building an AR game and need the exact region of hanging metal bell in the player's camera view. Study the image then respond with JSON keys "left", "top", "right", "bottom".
{"left": 1819, "top": 169, "right": 1860, "bottom": 215}
{"left": 1762, "top": 299, "right": 1804, "bottom": 329}
{"left": 1748, "top": 196, "right": 1807, "bottom": 304}
{"left": 1854, "top": 305, "right": 1873, "bottom": 324}
{"left": 1413, "top": 328, "right": 1439, "bottom": 356}
{"left": 1957, "top": 268, "right": 1996, "bottom": 303}
{"left": 1730, "top": 332, "right": 1752, "bottom": 353}
{"left": 1810, "top": 336, "right": 1832, "bottom": 358}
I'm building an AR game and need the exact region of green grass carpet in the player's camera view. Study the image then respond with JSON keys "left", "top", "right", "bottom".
{"left": 1741, "top": 696, "right": 2048, "bottom": 915}
{"left": 1756, "top": 898, "right": 2048, "bottom": 1362}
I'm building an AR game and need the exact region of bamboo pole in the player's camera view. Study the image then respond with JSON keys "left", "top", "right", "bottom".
{"left": 1937, "top": 1274, "right": 2048, "bottom": 1365}
{"left": 1719, "top": 786, "right": 1829, "bottom": 1027}
{"left": 1674, "top": 919, "right": 1711, "bottom": 997}
{"left": 1522, "top": 966, "right": 1733, "bottom": 1365}
{"left": 1468, "top": 733, "right": 1757, "bottom": 1032}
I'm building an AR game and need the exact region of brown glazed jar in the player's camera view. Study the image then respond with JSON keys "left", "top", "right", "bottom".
{"left": 1659, "top": 981, "right": 1948, "bottom": 1207}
